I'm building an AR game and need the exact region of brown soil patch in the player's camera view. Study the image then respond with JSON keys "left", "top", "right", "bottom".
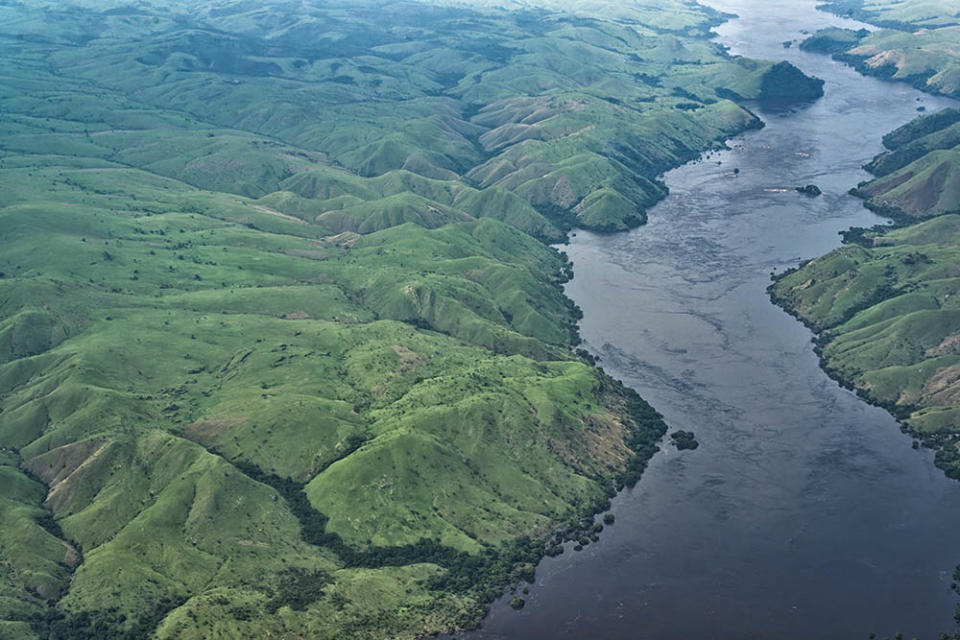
{"left": 40, "top": 441, "right": 112, "bottom": 511}
{"left": 920, "top": 364, "right": 960, "bottom": 406}
{"left": 464, "top": 269, "right": 486, "bottom": 282}
{"left": 322, "top": 231, "right": 361, "bottom": 247}
{"left": 236, "top": 539, "right": 270, "bottom": 548}
{"left": 25, "top": 439, "right": 104, "bottom": 486}
{"left": 900, "top": 163, "right": 948, "bottom": 214}
{"left": 866, "top": 170, "right": 914, "bottom": 197}
{"left": 392, "top": 345, "right": 424, "bottom": 373}
{"left": 186, "top": 417, "right": 247, "bottom": 443}
{"left": 251, "top": 204, "right": 307, "bottom": 224}
{"left": 925, "top": 334, "right": 960, "bottom": 358}
{"left": 551, "top": 392, "right": 631, "bottom": 476}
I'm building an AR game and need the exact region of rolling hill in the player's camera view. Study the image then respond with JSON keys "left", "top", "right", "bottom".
{"left": 0, "top": 0, "right": 824, "bottom": 637}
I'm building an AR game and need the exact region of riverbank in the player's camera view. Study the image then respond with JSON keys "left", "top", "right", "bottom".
{"left": 0, "top": 0, "right": 836, "bottom": 638}
{"left": 456, "top": 1, "right": 960, "bottom": 637}
{"left": 770, "top": 0, "right": 960, "bottom": 482}
{"left": 768, "top": 1, "right": 960, "bottom": 629}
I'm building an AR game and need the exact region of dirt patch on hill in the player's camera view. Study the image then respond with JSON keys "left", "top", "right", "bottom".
{"left": 920, "top": 364, "right": 960, "bottom": 406}
{"left": 925, "top": 334, "right": 960, "bottom": 357}
{"left": 251, "top": 204, "right": 307, "bottom": 224}
{"left": 186, "top": 416, "right": 248, "bottom": 443}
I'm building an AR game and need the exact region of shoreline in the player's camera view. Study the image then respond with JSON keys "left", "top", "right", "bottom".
{"left": 767, "top": 2, "right": 960, "bottom": 628}
{"left": 768, "top": 0, "right": 960, "bottom": 483}
{"left": 455, "top": 1, "right": 960, "bottom": 637}
{"left": 451, "top": 5, "right": 821, "bottom": 634}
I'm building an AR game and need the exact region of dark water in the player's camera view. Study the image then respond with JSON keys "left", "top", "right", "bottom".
{"left": 464, "top": 1, "right": 960, "bottom": 639}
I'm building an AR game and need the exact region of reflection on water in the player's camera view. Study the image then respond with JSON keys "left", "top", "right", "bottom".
{"left": 465, "top": 1, "right": 960, "bottom": 638}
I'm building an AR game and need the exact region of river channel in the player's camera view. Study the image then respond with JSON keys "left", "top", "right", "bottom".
{"left": 465, "top": 1, "right": 960, "bottom": 638}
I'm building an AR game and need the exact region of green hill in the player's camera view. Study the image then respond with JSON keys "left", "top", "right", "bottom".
{"left": 771, "top": 216, "right": 960, "bottom": 478}
{"left": 847, "top": 110, "right": 960, "bottom": 219}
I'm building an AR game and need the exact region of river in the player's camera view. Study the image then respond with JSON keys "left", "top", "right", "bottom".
{"left": 462, "top": 1, "right": 960, "bottom": 638}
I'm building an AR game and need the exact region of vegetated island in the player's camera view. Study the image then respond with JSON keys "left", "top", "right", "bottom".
{"left": 771, "top": 3, "right": 960, "bottom": 630}
{"left": 670, "top": 430, "right": 700, "bottom": 450}
{"left": 0, "top": 0, "right": 824, "bottom": 638}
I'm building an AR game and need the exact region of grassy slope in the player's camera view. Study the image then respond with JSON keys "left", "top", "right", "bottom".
{"left": 0, "top": 0, "right": 822, "bottom": 638}
{"left": 771, "top": 215, "right": 960, "bottom": 475}
{"left": 854, "top": 108, "right": 960, "bottom": 218}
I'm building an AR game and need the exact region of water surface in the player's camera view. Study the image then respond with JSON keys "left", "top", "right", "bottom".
{"left": 467, "top": 1, "right": 960, "bottom": 638}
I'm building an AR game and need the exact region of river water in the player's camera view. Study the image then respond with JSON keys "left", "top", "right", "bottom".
{"left": 464, "top": 1, "right": 960, "bottom": 638}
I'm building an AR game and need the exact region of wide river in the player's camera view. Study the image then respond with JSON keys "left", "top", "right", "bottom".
{"left": 465, "top": 1, "right": 960, "bottom": 638}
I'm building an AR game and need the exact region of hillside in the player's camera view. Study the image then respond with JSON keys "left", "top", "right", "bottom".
{"left": 854, "top": 108, "right": 960, "bottom": 218}
{"left": 0, "top": 0, "right": 824, "bottom": 638}
{"left": 801, "top": 23, "right": 960, "bottom": 100}
{"left": 771, "top": 216, "right": 960, "bottom": 478}
{"left": 817, "top": 0, "right": 960, "bottom": 32}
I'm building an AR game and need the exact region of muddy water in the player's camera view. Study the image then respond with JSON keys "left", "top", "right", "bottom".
{"left": 465, "top": 1, "right": 960, "bottom": 638}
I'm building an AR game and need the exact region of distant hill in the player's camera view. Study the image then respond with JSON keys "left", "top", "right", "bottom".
{"left": 801, "top": 0, "right": 960, "bottom": 220}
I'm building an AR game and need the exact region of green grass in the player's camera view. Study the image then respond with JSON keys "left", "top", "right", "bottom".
{"left": 0, "top": 0, "right": 826, "bottom": 637}
{"left": 0, "top": 0, "right": 809, "bottom": 234}
{"left": 771, "top": 215, "right": 960, "bottom": 478}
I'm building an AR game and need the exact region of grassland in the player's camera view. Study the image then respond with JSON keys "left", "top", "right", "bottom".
{"left": 0, "top": 0, "right": 825, "bottom": 637}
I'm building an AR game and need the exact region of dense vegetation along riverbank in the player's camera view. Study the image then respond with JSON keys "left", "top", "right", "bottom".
{"left": 0, "top": 0, "right": 826, "bottom": 638}
{"left": 772, "top": 0, "right": 960, "bottom": 479}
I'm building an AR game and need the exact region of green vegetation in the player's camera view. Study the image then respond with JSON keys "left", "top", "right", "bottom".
{"left": 0, "top": 0, "right": 826, "bottom": 637}
{"left": 669, "top": 431, "right": 700, "bottom": 450}
{"left": 772, "top": 215, "right": 960, "bottom": 478}
{"left": 774, "top": 2, "right": 960, "bottom": 484}
{"left": 800, "top": 2, "right": 960, "bottom": 220}
{"left": 805, "top": 0, "right": 960, "bottom": 101}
